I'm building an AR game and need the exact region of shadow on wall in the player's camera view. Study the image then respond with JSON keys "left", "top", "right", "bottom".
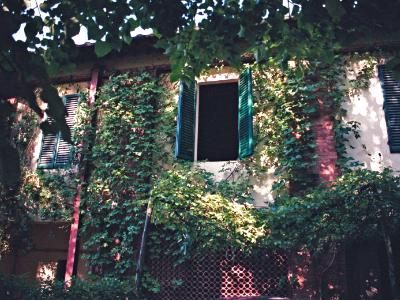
{"left": 344, "top": 67, "right": 400, "bottom": 174}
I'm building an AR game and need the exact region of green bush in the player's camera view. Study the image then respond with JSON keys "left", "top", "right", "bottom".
{"left": 0, "top": 273, "right": 136, "bottom": 300}
{"left": 267, "top": 168, "right": 400, "bottom": 250}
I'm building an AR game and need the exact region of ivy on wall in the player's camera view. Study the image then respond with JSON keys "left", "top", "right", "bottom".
{"left": 18, "top": 170, "right": 76, "bottom": 221}
{"left": 251, "top": 61, "right": 319, "bottom": 194}
{"left": 0, "top": 89, "right": 89, "bottom": 254}
{"left": 1, "top": 49, "right": 388, "bottom": 297}
{"left": 80, "top": 72, "right": 173, "bottom": 276}
{"left": 149, "top": 164, "right": 267, "bottom": 257}
{"left": 1, "top": 103, "right": 39, "bottom": 255}
{"left": 78, "top": 72, "right": 268, "bottom": 294}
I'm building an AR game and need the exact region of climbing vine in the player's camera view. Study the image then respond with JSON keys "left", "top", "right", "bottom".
{"left": 0, "top": 90, "right": 91, "bottom": 255}
{"left": 347, "top": 53, "right": 378, "bottom": 96}
{"left": 251, "top": 61, "right": 319, "bottom": 194}
{"left": 80, "top": 72, "right": 173, "bottom": 276}
{"left": 247, "top": 51, "right": 378, "bottom": 195}
{"left": 1, "top": 48, "right": 386, "bottom": 298}
{"left": 18, "top": 170, "right": 76, "bottom": 221}
{"left": 79, "top": 72, "right": 268, "bottom": 294}
{"left": 149, "top": 164, "right": 267, "bottom": 257}
{"left": 0, "top": 102, "right": 40, "bottom": 255}
{"left": 11, "top": 90, "right": 92, "bottom": 223}
{"left": 79, "top": 54, "right": 376, "bottom": 273}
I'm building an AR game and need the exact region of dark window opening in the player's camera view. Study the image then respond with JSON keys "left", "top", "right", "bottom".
{"left": 55, "top": 260, "right": 67, "bottom": 281}
{"left": 197, "top": 83, "right": 238, "bottom": 161}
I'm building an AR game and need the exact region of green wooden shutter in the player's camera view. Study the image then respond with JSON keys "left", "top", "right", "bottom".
{"left": 175, "top": 79, "right": 196, "bottom": 160}
{"left": 54, "top": 94, "right": 79, "bottom": 166}
{"left": 378, "top": 65, "right": 400, "bottom": 153}
{"left": 37, "top": 122, "right": 58, "bottom": 168}
{"left": 238, "top": 68, "right": 254, "bottom": 158}
{"left": 38, "top": 94, "right": 79, "bottom": 168}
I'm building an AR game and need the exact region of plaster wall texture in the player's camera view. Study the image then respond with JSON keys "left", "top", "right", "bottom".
{"left": 343, "top": 61, "right": 400, "bottom": 173}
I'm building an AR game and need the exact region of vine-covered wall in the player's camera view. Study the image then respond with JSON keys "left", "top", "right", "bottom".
{"left": 3, "top": 51, "right": 399, "bottom": 298}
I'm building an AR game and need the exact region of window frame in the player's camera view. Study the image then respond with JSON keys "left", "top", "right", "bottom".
{"left": 175, "top": 68, "right": 253, "bottom": 161}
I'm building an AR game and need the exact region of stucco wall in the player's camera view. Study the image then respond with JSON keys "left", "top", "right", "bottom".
{"left": 344, "top": 61, "right": 400, "bottom": 173}
{"left": 195, "top": 161, "right": 275, "bottom": 207}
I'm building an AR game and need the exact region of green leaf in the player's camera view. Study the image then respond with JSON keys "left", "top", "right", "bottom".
{"left": 123, "top": 34, "right": 133, "bottom": 45}
{"left": 325, "top": 0, "right": 346, "bottom": 22}
{"left": 95, "top": 41, "right": 113, "bottom": 57}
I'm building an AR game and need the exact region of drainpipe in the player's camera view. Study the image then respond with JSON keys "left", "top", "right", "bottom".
{"left": 65, "top": 67, "right": 100, "bottom": 286}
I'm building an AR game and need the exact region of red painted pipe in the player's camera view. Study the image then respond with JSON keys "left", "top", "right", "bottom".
{"left": 65, "top": 67, "right": 99, "bottom": 285}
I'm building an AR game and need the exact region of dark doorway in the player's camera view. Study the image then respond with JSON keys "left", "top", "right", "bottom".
{"left": 197, "top": 83, "right": 238, "bottom": 161}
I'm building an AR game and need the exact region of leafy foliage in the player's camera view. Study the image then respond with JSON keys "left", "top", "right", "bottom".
{"left": 0, "top": 188, "right": 31, "bottom": 257}
{"left": 18, "top": 170, "right": 75, "bottom": 221}
{"left": 347, "top": 54, "right": 378, "bottom": 95}
{"left": 2, "top": 0, "right": 400, "bottom": 187}
{"left": 0, "top": 102, "right": 37, "bottom": 255}
{"left": 252, "top": 61, "right": 319, "bottom": 193}
{"left": 267, "top": 168, "right": 400, "bottom": 251}
{"left": 0, "top": 93, "right": 88, "bottom": 254}
{"left": 81, "top": 72, "right": 172, "bottom": 276}
{"left": 150, "top": 164, "right": 267, "bottom": 258}
{"left": 79, "top": 72, "right": 268, "bottom": 292}
{"left": 0, "top": 273, "right": 135, "bottom": 300}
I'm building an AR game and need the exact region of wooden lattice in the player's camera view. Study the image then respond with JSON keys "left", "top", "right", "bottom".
{"left": 147, "top": 249, "right": 289, "bottom": 300}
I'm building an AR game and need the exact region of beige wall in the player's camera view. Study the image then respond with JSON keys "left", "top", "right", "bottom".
{"left": 195, "top": 161, "right": 275, "bottom": 207}
{"left": 344, "top": 61, "right": 400, "bottom": 173}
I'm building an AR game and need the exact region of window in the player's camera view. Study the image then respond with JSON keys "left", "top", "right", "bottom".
{"left": 175, "top": 68, "right": 253, "bottom": 161}
{"left": 55, "top": 260, "right": 67, "bottom": 281}
{"left": 38, "top": 94, "right": 79, "bottom": 168}
{"left": 198, "top": 82, "right": 238, "bottom": 160}
{"left": 378, "top": 65, "right": 400, "bottom": 153}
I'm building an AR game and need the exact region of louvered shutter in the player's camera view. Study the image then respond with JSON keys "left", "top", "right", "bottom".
{"left": 238, "top": 68, "right": 254, "bottom": 158}
{"left": 54, "top": 94, "right": 79, "bottom": 166}
{"left": 378, "top": 65, "right": 400, "bottom": 153}
{"left": 175, "top": 79, "right": 196, "bottom": 160}
{"left": 38, "top": 94, "right": 79, "bottom": 168}
{"left": 38, "top": 117, "right": 58, "bottom": 168}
